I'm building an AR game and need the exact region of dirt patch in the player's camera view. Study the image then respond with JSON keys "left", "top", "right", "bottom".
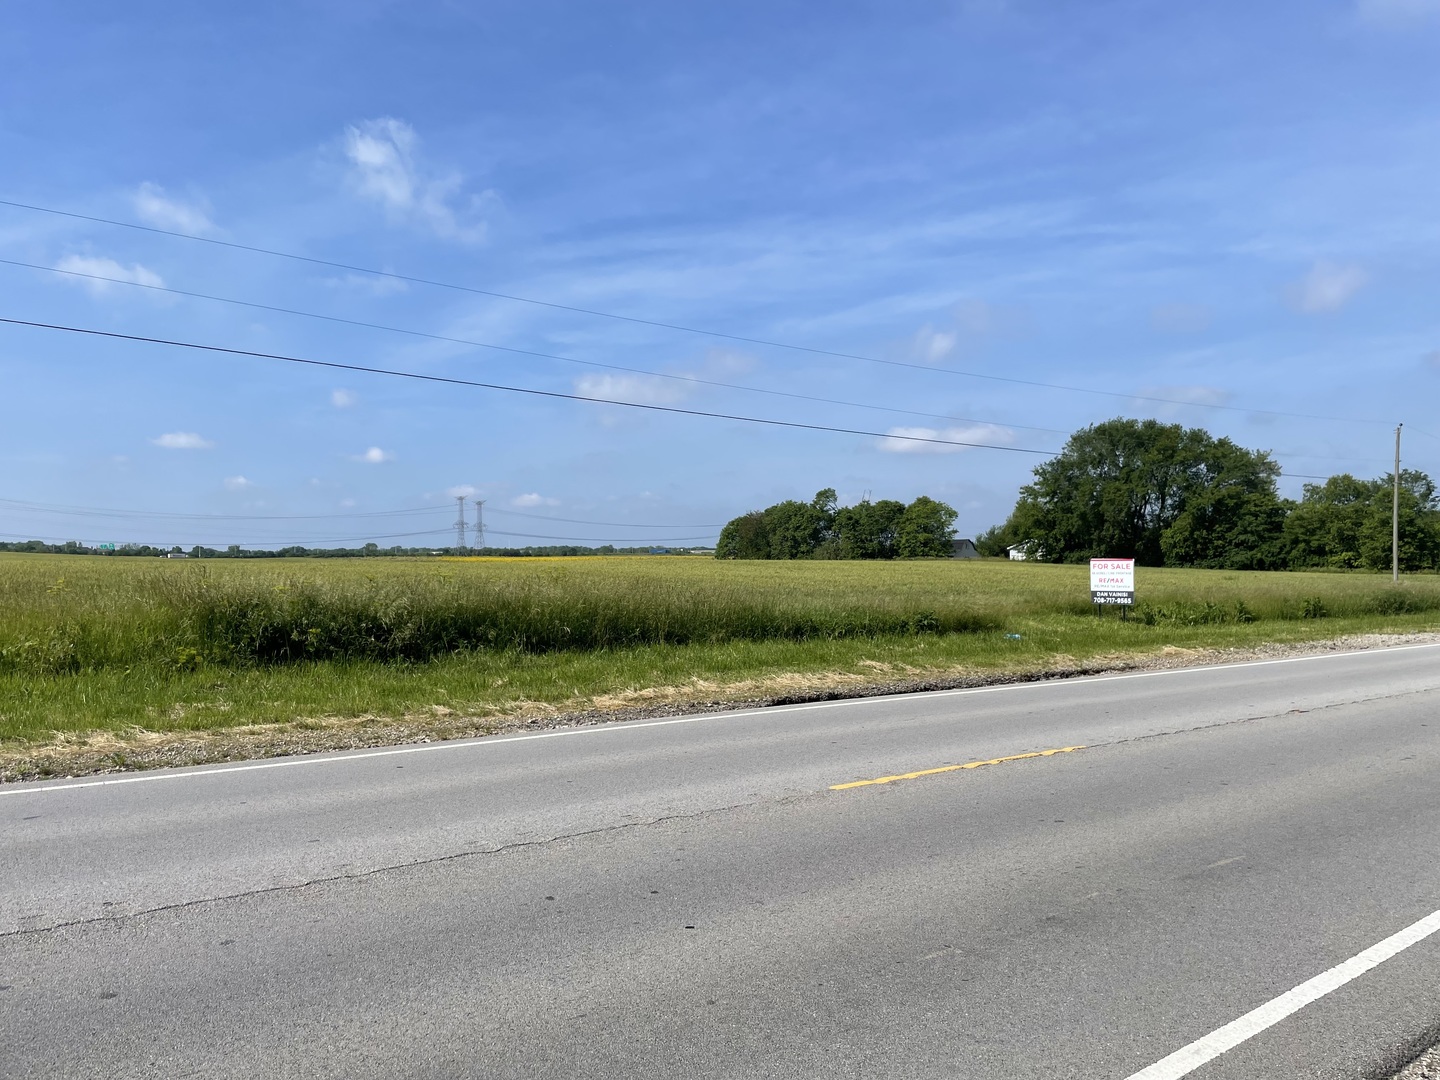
{"left": 3, "top": 631, "right": 1437, "bottom": 784}
{"left": 1390, "top": 1045, "right": 1440, "bottom": 1079}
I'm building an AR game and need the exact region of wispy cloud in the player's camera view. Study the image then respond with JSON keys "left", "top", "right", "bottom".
{"left": 574, "top": 372, "right": 689, "bottom": 406}
{"left": 512, "top": 492, "right": 560, "bottom": 507}
{"left": 55, "top": 255, "right": 164, "bottom": 296}
{"left": 877, "top": 423, "right": 1014, "bottom": 454}
{"left": 446, "top": 484, "right": 478, "bottom": 498}
{"left": 1288, "top": 262, "right": 1368, "bottom": 314}
{"left": 323, "top": 272, "right": 409, "bottom": 296}
{"left": 133, "top": 182, "right": 214, "bottom": 234}
{"left": 331, "top": 388, "right": 359, "bottom": 408}
{"left": 151, "top": 432, "right": 214, "bottom": 450}
{"left": 1130, "top": 384, "right": 1233, "bottom": 418}
{"left": 342, "top": 117, "right": 495, "bottom": 243}
{"left": 1150, "top": 303, "right": 1212, "bottom": 334}
{"left": 911, "top": 324, "right": 958, "bottom": 364}
{"left": 223, "top": 475, "right": 254, "bottom": 490}
{"left": 353, "top": 446, "right": 393, "bottom": 463}
{"left": 1356, "top": 0, "right": 1440, "bottom": 24}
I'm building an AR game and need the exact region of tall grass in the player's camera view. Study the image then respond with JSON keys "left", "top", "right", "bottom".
{"left": 3, "top": 554, "right": 1438, "bottom": 678}
{"left": 5, "top": 554, "right": 1440, "bottom": 747}
{"left": 0, "top": 556, "right": 1002, "bottom": 674}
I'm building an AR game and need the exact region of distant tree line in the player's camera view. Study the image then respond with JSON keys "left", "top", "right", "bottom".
{"left": 0, "top": 541, "right": 703, "bottom": 559}
{"left": 977, "top": 418, "right": 1440, "bottom": 571}
{"left": 715, "top": 488, "right": 958, "bottom": 559}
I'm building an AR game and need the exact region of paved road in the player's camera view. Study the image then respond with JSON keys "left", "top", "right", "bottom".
{"left": 2, "top": 644, "right": 1438, "bottom": 1078}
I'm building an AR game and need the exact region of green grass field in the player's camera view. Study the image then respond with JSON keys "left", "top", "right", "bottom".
{"left": 2, "top": 552, "right": 1438, "bottom": 748}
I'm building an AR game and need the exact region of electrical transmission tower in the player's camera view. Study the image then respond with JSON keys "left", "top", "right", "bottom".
{"left": 454, "top": 495, "right": 468, "bottom": 552}
{"left": 473, "top": 499, "right": 485, "bottom": 551}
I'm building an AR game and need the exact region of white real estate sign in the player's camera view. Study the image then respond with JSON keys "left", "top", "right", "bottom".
{"left": 1090, "top": 558, "right": 1135, "bottom": 606}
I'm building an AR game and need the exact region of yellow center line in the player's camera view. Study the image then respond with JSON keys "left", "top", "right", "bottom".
{"left": 830, "top": 745, "right": 1087, "bottom": 790}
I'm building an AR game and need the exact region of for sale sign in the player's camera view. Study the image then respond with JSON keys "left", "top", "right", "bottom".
{"left": 1090, "top": 558, "right": 1135, "bottom": 605}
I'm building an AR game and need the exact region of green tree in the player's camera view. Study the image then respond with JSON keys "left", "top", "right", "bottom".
{"left": 999, "top": 418, "right": 1284, "bottom": 566}
{"left": 716, "top": 511, "right": 771, "bottom": 559}
{"left": 1283, "top": 470, "right": 1440, "bottom": 572}
{"left": 762, "top": 499, "right": 829, "bottom": 559}
{"left": 834, "top": 498, "right": 906, "bottom": 559}
{"left": 893, "top": 496, "right": 958, "bottom": 558}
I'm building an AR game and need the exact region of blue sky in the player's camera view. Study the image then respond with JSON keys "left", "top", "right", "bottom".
{"left": 3, "top": 0, "right": 1439, "bottom": 550}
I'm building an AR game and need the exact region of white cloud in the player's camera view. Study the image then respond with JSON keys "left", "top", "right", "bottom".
{"left": 342, "top": 117, "right": 495, "bottom": 243}
{"left": 912, "top": 324, "right": 959, "bottom": 364}
{"left": 574, "top": 372, "right": 689, "bottom": 406}
{"left": 877, "top": 423, "right": 1014, "bottom": 454}
{"left": 223, "top": 475, "right": 254, "bottom": 490}
{"left": 446, "top": 484, "right": 478, "bottom": 498}
{"left": 331, "top": 388, "right": 359, "bottom": 408}
{"left": 353, "top": 446, "right": 393, "bottom": 463}
{"left": 151, "top": 432, "right": 214, "bottom": 450}
{"left": 55, "top": 255, "right": 165, "bottom": 296}
{"left": 512, "top": 493, "right": 560, "bottom": 508}
{"left": 324, "top": 272, "right": 409, "bottom": 296}
{"left": 339, "top": 498, "right": 357, "bottom": 508}
{"left": 1357, "top": 0, "right": 1440, "bottom": 24}
{"left": 133, "top": 182, "right": 214, "bottom": 234}
{"left": 1288, "top": 262, "right": 1368, "bottom": 314}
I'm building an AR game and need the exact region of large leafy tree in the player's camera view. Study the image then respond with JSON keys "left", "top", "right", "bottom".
{"left": 834, "top": 498, "right": 906, "bottom": 559}
{"left": 998, "top": 418, "right": 1285, "bottom": 566}
{"left": 893, "top": 496, "right": 959, "bottom": 558}
{"left": 716, "top": 489, "right": 957, "bottom": 560}
{"left": 1282, "top": 470, "right": 1440, "bottom": 571}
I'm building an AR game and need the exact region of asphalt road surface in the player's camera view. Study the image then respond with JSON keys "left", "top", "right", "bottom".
{"left": 3, "top": 644, "right": 1439, "bottom": 1078}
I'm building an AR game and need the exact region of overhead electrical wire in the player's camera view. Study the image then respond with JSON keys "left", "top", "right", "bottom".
{"left": 1, "top": 256, "right": 1070, "bottom": 438}
{"left": 0, "top": 197, "right": 1396, "bottom": 426}
{"left": 0, "top": 317, "right": 1059, "bottom": 456}
{"left": 0, "top": 526, "right": 716, "bottom": 547}
{"left": 0, "top": 496, "right": 724, "bottom": 530}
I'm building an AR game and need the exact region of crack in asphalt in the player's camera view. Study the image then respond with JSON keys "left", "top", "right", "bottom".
{"left": 4, "top": 683, "right": 1433, "bottom": 943}
{"left": 0, "top": 797, "right": 777, "bottom": 941}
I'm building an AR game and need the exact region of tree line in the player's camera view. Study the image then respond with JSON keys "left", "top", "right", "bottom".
{"left": 715, "top": 488, "right": 958, "bottom": 559}
{"left": 978, "top": 418, "right": 1440, "bottom": 571}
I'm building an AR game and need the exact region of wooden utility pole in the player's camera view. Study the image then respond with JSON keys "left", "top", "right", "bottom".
{"left": 1393, "top": 424, "right": 1403, "bottom": 583}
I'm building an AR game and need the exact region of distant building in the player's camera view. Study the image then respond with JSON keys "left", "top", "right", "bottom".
{"left": 951, "top": 538, "right": 980, "bottom": 559}
{"left": 165, "top": 552, "right": 190, "bottom": 559}
{"left": 1008, "top": 541, "right": 1037, "bottom": 561}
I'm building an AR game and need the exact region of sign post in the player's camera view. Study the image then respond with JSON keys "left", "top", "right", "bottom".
{"left": 1090, "top": 558, "right": 1135, "bottom": 618}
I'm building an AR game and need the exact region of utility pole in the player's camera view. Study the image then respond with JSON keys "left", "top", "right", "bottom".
{"left": 473, "top": 499, "right": 485, "bottom": 551}
{"left": 454, "top": 495, "right": 468, "bottom": 553}
{"left": 1393, "top": 424, "right": 1403, "bottom": 583}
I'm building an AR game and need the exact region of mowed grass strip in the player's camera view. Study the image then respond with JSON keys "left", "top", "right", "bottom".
{"left": 1, "top": 552, "right": 1438, "bottom": 746}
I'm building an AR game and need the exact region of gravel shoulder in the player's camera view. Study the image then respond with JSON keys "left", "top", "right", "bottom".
{"left": 3, "top": 630, "right": 1437, "bottom": 784}
{"left": 1389, "top": 1045, "right": 1440, "bottom": 1079}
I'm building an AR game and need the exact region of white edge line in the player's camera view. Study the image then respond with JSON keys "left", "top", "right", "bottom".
{"left": 1123, "top": 907, "right": 1440, "bottom": 1079}
{"left": 4, "top": 640, "right": 1439, "bottom": 797}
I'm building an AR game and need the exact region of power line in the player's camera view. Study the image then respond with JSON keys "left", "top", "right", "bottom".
{"left": 0, "top": 197, "right": 1395, "bottom": 426}
{"left": 0, "top": 526, "right": 715, "bottom": 547}
{"left": 0, "top": 495, "right": 727, "bottom": 531}
{"left": 0, "top": 496, "right": 449, "bottom": 521}
{"left": 2, "top": 256, "right": 1071, "bottom": 438}
{"left": 489, "top": 507, "right": 724, "bottom": 528}
{"left": 485, "top": 529, "right": 715, "bottom": 543}
{"left": 0, "top": 317, "right": 1059, "bottom": 455}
